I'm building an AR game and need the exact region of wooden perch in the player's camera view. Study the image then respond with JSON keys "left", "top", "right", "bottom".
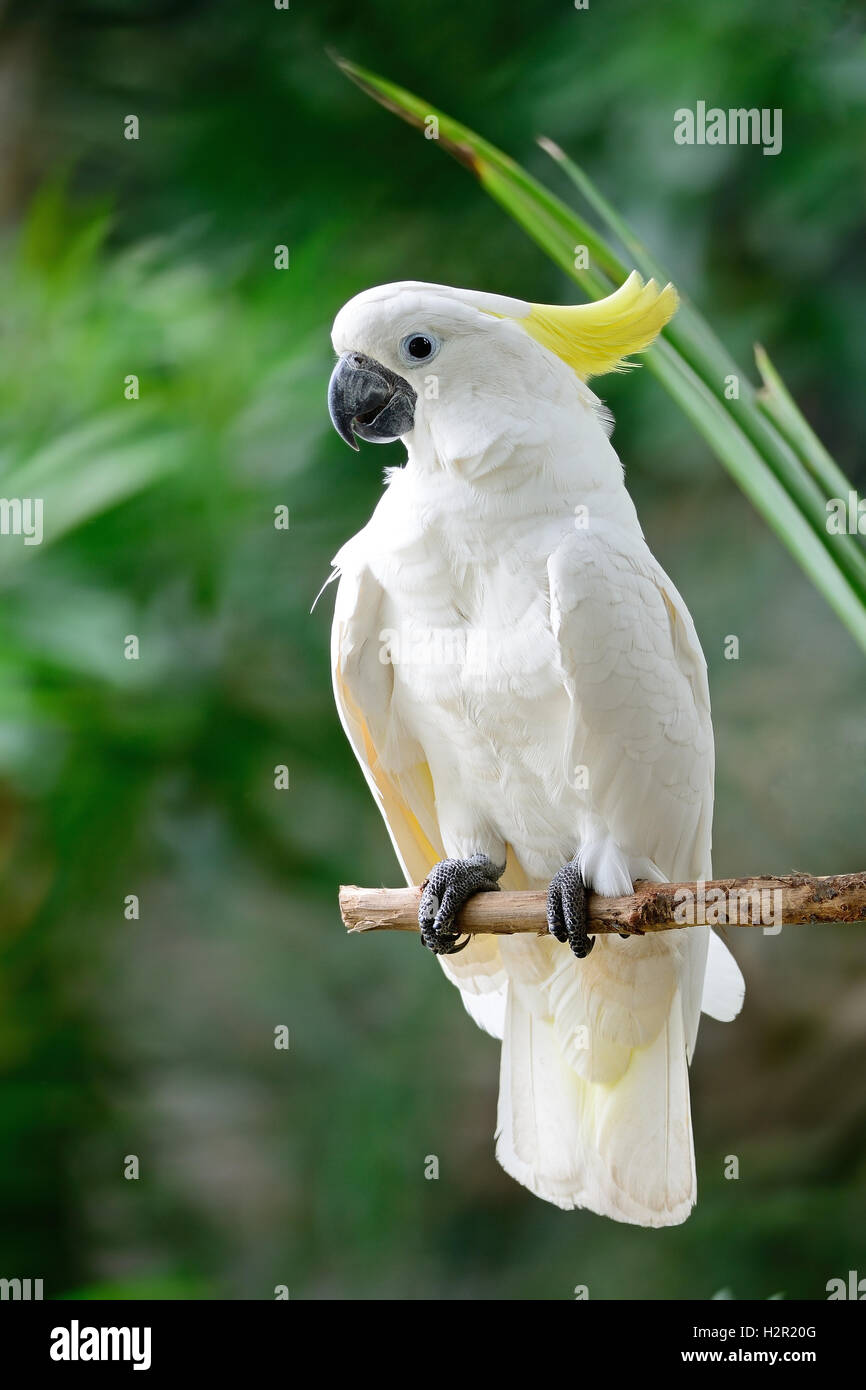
{"left": 340, "top": 871, "right": 866, "bottom": 936}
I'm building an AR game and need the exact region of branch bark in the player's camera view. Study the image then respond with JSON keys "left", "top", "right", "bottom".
{"left": 340, "top": 872, "right": 866, "bottom": 936}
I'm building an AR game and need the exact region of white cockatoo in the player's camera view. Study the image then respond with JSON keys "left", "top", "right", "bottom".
{"left": 325, "top": 275, "right": 744, "bottom": 1226}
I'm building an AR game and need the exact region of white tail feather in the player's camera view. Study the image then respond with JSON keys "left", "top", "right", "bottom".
{"left": 701, "top": 931, "right": 746, "bottom": 1022}
{"left": 495, "top": 977, "right": 696, "bottom": 1225}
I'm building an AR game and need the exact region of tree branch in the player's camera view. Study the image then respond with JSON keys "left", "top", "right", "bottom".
{"left": 340, "top": 872, "right": 866, "bottom": 936}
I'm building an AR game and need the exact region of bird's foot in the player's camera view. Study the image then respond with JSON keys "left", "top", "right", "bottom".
{"left": 419, "top": 854, "right": 504, "bottom": 955}
{"left": 547, "top": 861, "right": 595, "bottom": 959}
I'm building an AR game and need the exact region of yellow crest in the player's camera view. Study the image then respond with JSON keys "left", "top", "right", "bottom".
{"left": 518, "top": 271, "right": 678, "bottom": 379}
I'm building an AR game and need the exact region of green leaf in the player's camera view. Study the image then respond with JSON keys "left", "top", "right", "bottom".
{"left": 755, "top": 343, "right": 857, "bottom": 503}
{"left": 541, "top": 139, "right": 866, "bottom": 603}
{"left": 335, "top": 56, "right": 866, "bottom": 652}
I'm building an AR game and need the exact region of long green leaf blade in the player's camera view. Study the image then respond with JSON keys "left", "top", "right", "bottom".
{"left": 335, "top": 57, "right": 866, "bottom": 650}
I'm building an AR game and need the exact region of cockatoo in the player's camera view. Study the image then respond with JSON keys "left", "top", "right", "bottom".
{"left": 325, "top": 275, "right": 744, "bottom": 1226}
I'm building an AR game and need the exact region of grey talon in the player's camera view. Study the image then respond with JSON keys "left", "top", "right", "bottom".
{"left": 546, "top": 861, "right": 595, "bottom": 959}
{"left": 418, "top": 854, "right": 504, "bottom": 956}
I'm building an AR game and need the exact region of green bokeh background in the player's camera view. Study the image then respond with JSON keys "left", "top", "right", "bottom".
{"left": 0, "top": 0, "right": 864, "bottom": 1299}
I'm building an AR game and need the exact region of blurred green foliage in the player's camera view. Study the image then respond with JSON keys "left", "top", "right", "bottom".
{"left": 0, "top": 0, "right": 864, "bottom": 1300}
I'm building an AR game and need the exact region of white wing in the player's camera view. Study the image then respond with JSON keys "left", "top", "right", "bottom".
{"left": 547, "top": 521, "right": 742, "bottom": 1040}
{"left": 330, "top": 543, "right": 510, "bottom": 1036}
{"left": 548, "top": 520, "right": 714, "bottom": 885}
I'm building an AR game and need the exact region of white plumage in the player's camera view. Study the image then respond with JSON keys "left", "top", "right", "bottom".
{"left": 328, "top": 278, "right": 744, "bottom": 1225}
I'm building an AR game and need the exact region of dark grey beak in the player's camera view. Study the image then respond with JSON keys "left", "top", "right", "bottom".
{"left": 327, "top": 352, "right": 417, "bottom": 451}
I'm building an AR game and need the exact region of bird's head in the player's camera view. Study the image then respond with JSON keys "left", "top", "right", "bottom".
{"left": 327, "top": 275, "right": 677, "bottom": 461}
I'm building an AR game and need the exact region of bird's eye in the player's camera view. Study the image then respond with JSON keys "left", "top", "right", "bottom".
{"left": 406, "top": 335, "right": 433, "bottom": 359}
{"left": 399, "top": 332, "right": 440, "bottom": 366}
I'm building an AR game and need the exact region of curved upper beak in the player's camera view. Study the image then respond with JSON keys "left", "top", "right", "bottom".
{"left": 327, "top": 352, "right": 417, "bottom": 451}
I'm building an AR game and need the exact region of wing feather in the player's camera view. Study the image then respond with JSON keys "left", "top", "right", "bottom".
{"left": 331, "top": 554, "right": 509, "bottom": 1032}
{"left": 546, "top": 523, "right": 718, "bottom": 1057}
